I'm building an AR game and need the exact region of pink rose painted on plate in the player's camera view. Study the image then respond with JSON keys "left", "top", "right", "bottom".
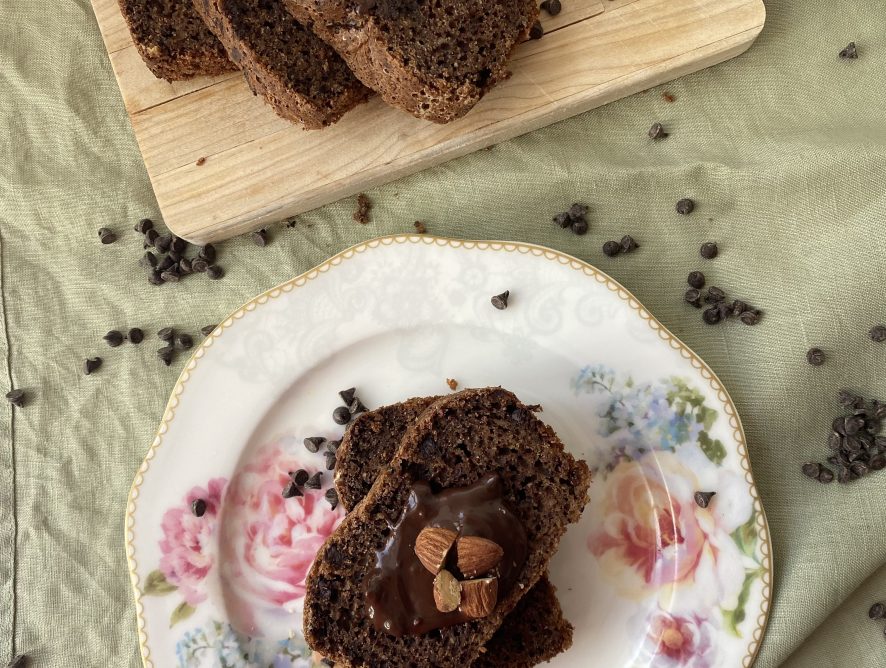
{"left": 220, "top": 440, "right": 344, "bottom": 634}
{"left": 158, "top": 478, "right": 227, "bottom": 606}
{"left": 639, "top": 609, "right": 717, "bottom": 668}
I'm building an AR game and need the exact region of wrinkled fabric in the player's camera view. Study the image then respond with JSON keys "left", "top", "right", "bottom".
{"left": 1, "top": 0, "right": 885, "bottom": 666}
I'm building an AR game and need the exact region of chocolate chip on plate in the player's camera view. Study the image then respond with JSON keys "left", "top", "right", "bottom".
{"left": 491, "top": 290, "right": 510, "bottom": 310}
{"left": 332, "top": 405, "right": 352, "bottom": 425}
{"left": 304, "top": 436, "right": 326, "bottom": 453}
{"left": 292, "top": 469, "right": 310, "bottom": 486}
{"left": 305, "top": 472, "right": 323, "bottom": 489}
{"left": 282, "top": 480, "right": 303, "bottom": 498}
{"left": 325, "top": 487, "right": 339, "bottom": 510}
{"left": 191, "top": 498, "right": 207, "bottom": 517}
{"left": 693, "top": 491, "right": 716, "bottom": 508}
{"left": 339, "top": 387, "right": 356, "bottom": 404}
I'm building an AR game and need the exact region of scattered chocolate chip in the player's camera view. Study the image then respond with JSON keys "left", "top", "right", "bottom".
{"left": 140, "top": 252, "right": 158, "bottom": 269}
{"left": 292, "top": 469, "right": 309, "bottom": 485}
{"left": 167, "top": 251, "right": 182, "bottom": 265}
{"left": 157, "top": 346, "right": 174, "bottom": 366}
{"left": 305, "top": 472, "right": 323, "bottom": 489}
{"left": 817, "top": 467, "right": 834, "bottom": 483}
{"left": 807, "top": 348, "right": 825, "bottom": 366}
{"left": 144, "top": 229, "right": 159, "bottom": 247}
{"left": 620, "top": 235, "right": 639, "bottom": 253}
{"left": 326, "top": 440, "right": 340, "bottom": 454}
{"left": 128, "top": 328, "right": 144, "bottom": 344}
{"left": 648, "top": 122, "right": 668, "bottom": 139}
{"left": 191, "top": 258, "right": 208, "bottom": 273}
{"left": 684, "top": 288, "right": 702, "bottom": 308}
{"left": 7, "top": 655, "right": 27, "bottom": 668}
{"left": 157, "top": 327, "right": 175, "bottom": 342}
{"left": 676, "top": 198, "right": 695, "bottom": 215}
{"left": 740, "top": 310, "right": 762, "bottom": 326}
{"left": 413, "top": 221, "right": 427, "bottom": 234}
{"left": 325, "top": 452, "right": 337, "bottom": 470}
{"left": 325, "top": 487, "right": 339, "bottom": 510}
{"left": 540, "top": 0, "right": 561, "bottom": 15}
{"left": 201, "top": 324, "right": 217, "bottom": 337}
{"left": 174, "top": 333, "right": 193, "bottom": 351}
{"left": 251, "top": 229, "right": 269, "bottom": 247}
{"left": 103, "top": 330, "right": 125, "bottom": 347}
{"left": 199, "top": 244, "right": 216, "bottom": 263}
{"left": 694, "top": 491, "right": 716, "bottom": 508}
{"left": 353, "top": 193, "right": 372, "bottom": 224}
{"left": 339, "top": 387, "right": 356, "bottom": 404}
{"left": 529, "top": 20, "right": 543, "bottom": 39}
{"left": 869, "top": 325, "right": 886, "bottom": 343}
{"left": 602, "top": 241, "right": 621, "bottom": 257}
{"left": 154, "top": 234, "right": 172, "bottom": 254}
{"left": 571, "top": 218, "right": 589, "bottom": 235}
{"left": 157, "top": 255, "right": 174, "bottom": 272}
{"left": 170, "top": 237, "right": 187, "bottom": 254}
{"left": 446, "top": 378, "right": 458, "bottom": 390}
{"left": 196, "top": 156, "right": 206, "bottom": 166}
{"left": 349, "top": 398, "right": 367, "bottom": 416}
{"left": 135, "top": 218, "right": 153, "bottom": 234}
{"left": 871, "top": 455, "right": 886, "bottom": 471}
{"left": 191, "top": 498, "right": 207, "bottom": 517}
{"left": 869, "top": 602, "right": 886, "bottom": 620}
{"left": 702, "top": 307, "right": 722, "bottom": 325}
{"left": 179, "top": 258, "right": 192, "bottom": 274}
{"left": 5, "top": 389, "right": 25, "bottom": 408}
{"left": 706, "top": 287, "right": 726, "bottom": 303}
{"left": 98, "top": 228, "right": 117, "bottom": 244}
{"left": 160, "top": 269, "right": 180, "bottom": 283}
{"left": 662, "top": 91, "right": 675, "bottom": 103}
{"left": 700, "top": 242, "right": 718, "bottom": 259}
{"left": 687, "top": 271, "right": 705, "bottom": 289}
{"left": 801, "top": 462, "right": 822, "bottom": 479}
{"left": 206, "top": 265, "right": 224, "bottom": 280}
{"left": 839, "top": 41, "right": 858, "bottom": 59}
{"left": 84, "top": 357, "right": 102, "bottom": 375}
{"left": 731, "top": 300, "right": 750, "bottom": 316}
{"left": 148, "top": 270, "right": 164, "bottom": 286}
{"left": 282, "top": 481, "right": 303, "bottom": 498}
{"left": 491, "top": 290, "right": 510, "bottom": 310}
{"left": 304, "top": 436, "right": 325, "bottom": 453}
{"left": 552, "top": 212, "right": 570, "bottom": 229}
{"left": 333, "top": 405, "right": 352, "bottom": 425}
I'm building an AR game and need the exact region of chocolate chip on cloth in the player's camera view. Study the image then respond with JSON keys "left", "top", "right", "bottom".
{"left": 303, "top": 388, "right": 589, "bottom": 667}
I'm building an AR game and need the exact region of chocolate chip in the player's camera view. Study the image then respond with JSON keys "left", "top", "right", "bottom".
{"left": 154, "top": 234, "right": 172, "bottom": 254}
{"left": 602, "top": 241, "right": 621, "bottom": 257}
{"left": 175, "top": 333, "right": 193, "bottom": 350}
{"left": 170, "top": 236, "right": 187, "bottom": 254}
{"left": 140, "top": 252, "right": 158, "bottom": 269}
{"left": 304, "top": 436, "right": 325, "bottom": 453}
{"left": 339, "top": 387, "right": 356, "bottom": 404}
{"left": 648, "top": 122, "right": 668, "bottom": 139}
{"left": 676, "top": 198, "right": 695, "bottom": 215}
{"left": 157, "top": 327, "right": 175, "bottom": 342}
{"left": 148, "top": 270, "right": 164, "bottom": 286}
{"left": 529, "top": 20, "right": 543, "bottom": 39}
{"left": 282, "top": 480, "right": 303, "bottom": 498}
{"left": 700, "top": 242, "right": 718, "bottom": 259}
{"left": 702, "top": 306, "right": 722, "bottom": 325}
{"left": 684, "top": 288, "right": 702, "bottom": 308}
{"left": 871, "top": 455, "right": 886, "bottom": 471}
{"left": 251, "top": 229, "right": 268, "bottom": 247}
{"left": 288, "top": 470, "right": 308, "bottom": 487}
{"left": 167, "top": 250, "right": 182, "bottom": 264}
{"left": 620, "top": 235, "right": 639, "bottom": 253}
{"left": 98, "top": 228, "right": 117, "bottom": 244}
{"left": 817, "top": 467, "right": 834, "bottom": 483}
{"left": 144, "top": 229, "right": 159, "bottom": 247}
{"left": 157, "top": 346, "right": 174, "bottom": 366}
{"left": 7, "top": 655, "right": 28, "bottom": 668}
{"left": 571, "top": 218, "right": 588, "bottom": 235}
{"left": 349, "top": 398, "right": 367, "bottom": 415}
{"left": 491, "top": 290, "right": 510, "bottom": 310}
{"left": 869, "top": 325, "right": 886, "bottom": 342}
{"left": 540, "top": 0, "right": 561, "bottom": 15}
{"left": 326, "top": 440, "right": 340, "bottom": 454}
{"left": 705, "top": 287, "right": 726, "bottom": 303}
{"left": 157, "top": 255, "right": 174, "bottom": 271}
{"left": 569, "top": 204, "right": 587, "bottom": 220}
{"left": 731, "top": 300, "right": 750, "bottom": 316}
{"left": 179, "top": 258, "right": 192, "bottom": 274}
{"left": 5, "top": 389, "right": 25, "bottom": 408}
{"left": 552, "top": 212, "right": 571, "bottom": 229}
{"left": 687, "top": 271, "right": 705, "bottom": 289}
{"left": 84, "top": 357, "right": 102, "bottom": 375}
{"left": 869, "top": 602, "right": 886, "bottom": 620}
{"left": 191, "top": 498, "right": 207, "bottom": 517}
{"left": 103, "top": 330, "right": 125, "bottom": 347}
{"left": 333, "top": 405, "right": 352, "bottom": 425}
{"left": 206, "top": 265, "right": 224, "bottom": 280}
{"left": 740, "top": 310, "right": 762, "bottom": 326}
{"left": 127, "top": 328, "right": 144, "bottom": 344}
{"left": 807, "top": 348, "right": 825, "bottom": 366}
{"left": 694, "top": 491, "right": 716, "bottom": 508}
{"left": 305, "top": 472, "right": 323, "bottom": 489}
{"left": 199, "top": 244, "right": 216, "bottom": 263}
{"left": 325, "top": 452, "right": 337, "bottom": 470}
{"left": 135, "top": 218, "right": 153, "bottom": 234}
{"left": 191, "top": 258, "right": 208, "bottom": 273}
{"left": 839, "top": 42, "right": 858, "bottom": 59}
{"left": 200, "top": 324, "right": 217, "bottom": 337}
{"left": 801, "top": 462, "right": 821, "bottom": 479}
{"left": 325, "top": 487, "right": 339, "bottom": 510}
{"left": 160, "top": 269, "right": 180, "bottom": 283}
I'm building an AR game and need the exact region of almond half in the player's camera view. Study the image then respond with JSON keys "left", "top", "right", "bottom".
{"left": 415, "top": 526, "right": 458, "bottom": 574}
{"left": 433, "top": 569, "right": 461, "bottom": 613}
{"left": 456, "top": 536, "right": 504, "bottom": 578}
{"left": 459, "top": 577, "right": 498, "bottom": 618}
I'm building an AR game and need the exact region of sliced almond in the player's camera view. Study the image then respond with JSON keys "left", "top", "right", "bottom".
{"left": 456, "top": 536, "right": 504, "bottom": 578}
{"left": 459, "top": 577, "right": 498, "bottom": 619}
{"left": 433, "top": 569, "right": 461, "bottom": 613}
{"left": 414, "top": 526, "right": 458, "bottom": 574}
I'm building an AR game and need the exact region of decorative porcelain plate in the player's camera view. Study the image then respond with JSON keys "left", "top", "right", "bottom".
{"left": 127, "top": 235, "right": 772, "bottom": 668}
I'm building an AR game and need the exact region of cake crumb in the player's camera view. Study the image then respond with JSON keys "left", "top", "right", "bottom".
{"left": 196, "top": 156, "right": 206, "bottom": 166}
{"left": 353, "top": 193, "right": 372, "bottom": 224}
{"left": 446, "top": 378, "right": 458, "bottom": 390}
{"left": 661, "top": 91, "right": 675, "bottom": 103}
{"left": 414, "top": 221, "right": 427, "bottom": 234}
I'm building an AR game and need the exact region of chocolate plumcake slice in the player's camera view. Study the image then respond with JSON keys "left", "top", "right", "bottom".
{"left": 282, "top": 0, "right": 539, "bottom": 123}
{"left": 192, "top": 0, "right": 371, "bottom": 128}
{"left": 118, "top": 0, "right": 235, "bottom": 80}
{"left": 335, "top": 396, "right": 575, "bottom": 667}
{"left": 304, "top": 388, "right": 590, "bottom": 667}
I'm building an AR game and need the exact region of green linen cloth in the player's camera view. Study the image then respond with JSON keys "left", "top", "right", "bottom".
{"left": 2, "top": 0, "right": 886, "bottom": 665}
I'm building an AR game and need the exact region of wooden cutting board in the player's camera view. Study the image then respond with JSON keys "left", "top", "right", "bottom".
{"left": 92, "top": 0, "right": 765, "bottom": 243}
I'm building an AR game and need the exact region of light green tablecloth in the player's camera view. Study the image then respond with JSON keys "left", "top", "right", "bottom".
{"left": 2, "top": 0, "right": 886, "bottom": 665}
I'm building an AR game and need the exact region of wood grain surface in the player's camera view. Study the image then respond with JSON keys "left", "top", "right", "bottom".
{"left": 91, "top": 0, "right": 765, "bottom": 242}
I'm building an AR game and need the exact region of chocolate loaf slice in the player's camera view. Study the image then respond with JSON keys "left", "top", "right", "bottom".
{"left": 118, "top": 0, "right": 235, "bottom": 81}
{"left": 282, "top": 0, "right": 538, "bottom": 123}
{"left": 192, "top": 0, "right": 371, "bottom": 128}
{"left": 305, "top": 387, "right": 590, "bottom": 667}
{"left": 335, "top": 396, "right": 574, "bottom": 667}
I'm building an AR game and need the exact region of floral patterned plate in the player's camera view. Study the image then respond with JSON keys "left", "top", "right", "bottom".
{"left": 127, "top": 235, "right": 772, "bottom": 668}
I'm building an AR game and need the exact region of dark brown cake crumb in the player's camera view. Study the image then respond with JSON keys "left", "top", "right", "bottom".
{"left": 662, "top": 91, "right": 675, "bottom": 103}
{"left": 353, "top": 194, "right": 372, "bottom": 224}
{"left": 414, "top": 221, "right": 427, "bottom": 234}
{"left": 446, "top": 378, "right": 458, "bottom": 391}
{"left": 196, "top": 156, "right": 207, "bottom": 166}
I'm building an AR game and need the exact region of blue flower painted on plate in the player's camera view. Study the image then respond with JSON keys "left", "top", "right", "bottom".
{"left": 175, "top": 621, "right": 314, "bottom": 668}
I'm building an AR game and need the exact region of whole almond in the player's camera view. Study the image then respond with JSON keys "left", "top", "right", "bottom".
{"left": 456, "top": 536, "right": 504, "bottom": 577}
{"left": 460, "top": 577, "right": 498, "bottom": 618}
{"left": 415, "top": 526, "right": 458, "bottom": 574}
{"left": 433, "top": 569, "right": 461, "bottom": 613}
